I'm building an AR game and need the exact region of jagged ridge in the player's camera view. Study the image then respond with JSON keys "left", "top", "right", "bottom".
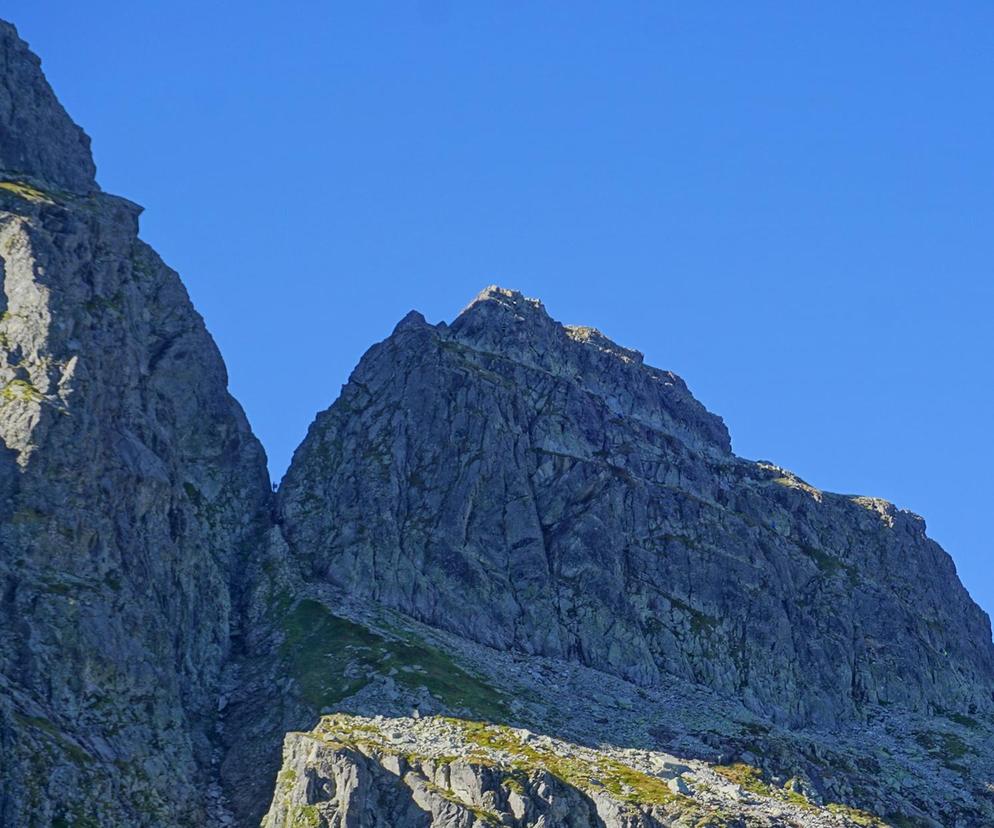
{"left": 0, "top": 19, "right": 271, "bottom": 827}
{"left": 279, "top": 285, "right": 994, "bottom": 728}
{"left": 0, "top": 21, "right": 97, "bottom": 194}
{"left": 3, "top": 17, "right": 994, "bottom": 827}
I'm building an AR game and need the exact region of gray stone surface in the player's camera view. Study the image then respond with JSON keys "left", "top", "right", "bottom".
{"left": 4, "top": 16, "right": 994, "bottom": 827}
{"left": 251, "top": 576, "right": 994, "bottom": 826}
{"left": 0, "top": 22, "right": 271, "bottom": 825}
{"left": 279, "top": 286, "right": 994, "bottom": 729}
{"left": 264, "top": 719, "right": 671, "bottom": 828}
{"left": 0, "top": 21, "right": 98, "bottom": 194}
{"left": 260, "top": 712, "right": 952, "bottom": 828}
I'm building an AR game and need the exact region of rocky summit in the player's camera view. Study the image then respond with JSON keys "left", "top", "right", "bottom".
{"left": 2, "top": 17, "right": 994, "bottom": 828}
{"left": 278, "top": 286, "right": 993, "bottom": 729}
{"left": 0, "top": 19, "right": 272, "bottom": 827}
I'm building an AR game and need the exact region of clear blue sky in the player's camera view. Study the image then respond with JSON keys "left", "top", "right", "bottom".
{"left": 9, "top": 3, "right": 993, "bottom": 622}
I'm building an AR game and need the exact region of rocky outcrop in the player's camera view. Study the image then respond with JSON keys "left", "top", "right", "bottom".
{"left": 0, "top": 21, "right": 271, "bottom": 827}
{"left": 4, "top": 15, "right": 994, "bottom": 828}
{"left": 261, "top": 714, "right": 900, "bottom": 828}
{"left": 279, "top": 286, "right": 994, "bottom": 728}
{"left": 265, "top": 286, "right": 994, "bottom": 826}
{"left": 257, "top": 591, "right": 994, "bottom": 826}
{"left": 0, "top": 22, "right": 97, "bottom": 194}
{"left": 263, "top": 716, "right": 684, "bottom": 828}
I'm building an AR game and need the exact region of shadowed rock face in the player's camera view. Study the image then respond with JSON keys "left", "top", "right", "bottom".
{"left": 0, "top": 20, "right": 271, "bottom": 828}
{"left": 5, "top": 14, "right": 994, "bottom": 828}
{"left": 0, "top": 22, "right": 97, "bottom": 194}
{"left": 280, "top": 286, "right": 994, "bottom": 728}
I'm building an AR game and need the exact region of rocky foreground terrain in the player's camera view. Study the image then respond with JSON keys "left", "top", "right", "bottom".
{"left": 1, "top": 17, "right": 993, "bottom": 828}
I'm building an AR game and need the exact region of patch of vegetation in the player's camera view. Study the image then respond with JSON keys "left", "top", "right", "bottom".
{"left": 797, "top": 543, "right": 857, "bottom": 581}
{"left": 883, "top": 814, "right": 933, "bottom": 828}
{"left": 280, "top": 599, "right": 509, "bottom": 720}
{"left": 276, "top": 767, "right": 298, "bottom": 792}
{"left": 422, "top": 778, "right": 501, "bottom": 825}
{"left": 84, "top": 292, "right": 125, "bottom": 315}
{"left": 850, "top": 496, "right": 895, "bottom": 526}
{"left": 666, "top": 594, "right": 718, "bottom": 634}
{"left": 10, "top": 506, "right": 46, "bottom": 524}
{"left": 452, "top": 719, "right": 680, "bottom": 807}
{"left": 946, "top": 712, "right": 979, "bottom": 730}
{"left": 914, "top": 730, "right": 972, "bottom": 761}
{"left": 52, "top": 812, "right": 101, "bottom": 828}
{"left": 13, "top": 714, "right": 91, "bottom": 765}
{"left": 825, "top": 802, "right": 888, "bottom": 826}
{"left": 714, "top": 762, "right": 771, "bottom": 796}
{"left": 283, "top": 803, "right": 321, "bottom": 828}
{"left": 503, "top": 772, "right": 527, "bottom": 794}
{"left": 739, "top": 721, "right": 771, "bottom": 737}
{"left": 1, "top": 378, "right": 43, "bottom": 404}
{"left": 654, "top": 532, "right": 702, "bottom": 552}
{"left": 130, "top": 247, "right": 156, "bottom": 279}
{"left": 0, "top": 180, "right": 54, "bottom": 203}
{"left": 777, "top": 779, "right": 814, "bottom": 809}
{"left": 771, "top": 474, "right": 822, "bottom": 499}
{"left": 715, "top": 763, "right": 886, "bottom": 824}
{"left": 798, "top": 544, "right": 841, "bottom": 573}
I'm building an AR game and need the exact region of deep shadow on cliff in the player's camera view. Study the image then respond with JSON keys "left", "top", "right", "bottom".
{"left": 2, "top": 16, "right": 994, "bottom": 828}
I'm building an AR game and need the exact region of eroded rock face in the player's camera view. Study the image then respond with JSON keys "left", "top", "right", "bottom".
{"left": 256, "top": 591, "right": 994, "bottom": 827}
{"left": 280, "top": 286, "right": 994, "bottom": 727}
{"left": 0, "top": 21, "right": 271, "bottom": 827}
{"left": 265, "top": 728, "right": 649, "bottom": 828}
{"left": 260, "top": 714, "right": 902, "bottom": 828}
{"left": 0, "top": 22, "right": 97, "bottom": 194}
{"left": 5, "top": 14, "right": 994, "bottom": 828}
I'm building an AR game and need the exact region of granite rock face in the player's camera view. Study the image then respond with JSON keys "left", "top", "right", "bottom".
{"left": 261, "top": 714, "right": 904, "bottom": 828}
{"left": 0, "top": 20, "right": 271, "bottom": 827}
{"left": 258, "top": 592, "right": 994, "bottom": 826}
{"left": 279, "top": 286, "right": 994, "bottom": 729}
{"left": 0, "top": 22, "right": 97, "bottom": 194}
{"left": 5, "top": 15, "right": 994, "bottom": 828}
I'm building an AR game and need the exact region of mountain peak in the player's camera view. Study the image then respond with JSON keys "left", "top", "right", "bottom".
{"left": 459, "top": 284, "right": 550, "bottom": 320}
{"left": 0, "top": 20, "right": 98, "bottom": 193}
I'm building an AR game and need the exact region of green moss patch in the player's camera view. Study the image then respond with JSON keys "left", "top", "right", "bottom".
{"left": 825, "top": 803, "right": 888, "bottom": 826}
{"left": 280, "top": 599, "right": 509, "bottom": 720}
{"left": 452, "top": 719, "right": 679, "bottom": 807}
{"left": 914, "top": 729, "right": 971, "bottom": 758}
{"left": 0, "top": 180, "right": 55, "bottom": 203}
{"left": 945, "top": 712, "right": 980, "bottom": 730}
{"left": 1, "top": 379, "right": 43, "bottom": 404}
{"left": 714, "top": 762, "right": 771, "bottom": 796}
{"left": 716, "top": 762, "right": 886, "bottom": 825}
{"left": 665, "top": 594, "right": 718, "bottom": 634}
{"left": 797, "top": 544, "right": 857, "bottom": 580}
{"left": 14, "top": 714, "right": 91, "bottom": 765}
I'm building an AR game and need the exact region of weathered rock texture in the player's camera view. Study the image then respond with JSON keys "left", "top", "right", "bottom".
{"left": 280, "top": 286, "right": 994, "bottom": 729}
{"left": 0, "top": 20, "right": 271, "bottom": 827}
{"left": 258, "top": 590, "right": 994, "bottom": 826}
{"left": 261, "top": 714, "right": 896, "bottom": 828}
{"left": 0, "top": 22, "right": 97, "bottom": 195}
{"left": 4, "top": 15, "right": 994, "bottom": 828}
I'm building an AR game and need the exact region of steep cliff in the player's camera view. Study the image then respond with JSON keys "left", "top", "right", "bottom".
{"left": 4, "top": 16, "right": 994, "bottom": 828}
{"left": 255, "top": 592, "right": 994, "bottom": 826}
{"left": 0, "top": 20, "right": 271, "bottom": 827}
{"left": 265, "top": 286, "right": 994, "bottom": 827}
{"left": 0, "top": 22, "right": 96, "bottom": 196}
{"left": 279, "top": 286, "right": 994, "bottom": 728}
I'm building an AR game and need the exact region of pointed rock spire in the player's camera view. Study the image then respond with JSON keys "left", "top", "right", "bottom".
{"left": 0, "top": 20, "right": 98, "bottom": 193}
